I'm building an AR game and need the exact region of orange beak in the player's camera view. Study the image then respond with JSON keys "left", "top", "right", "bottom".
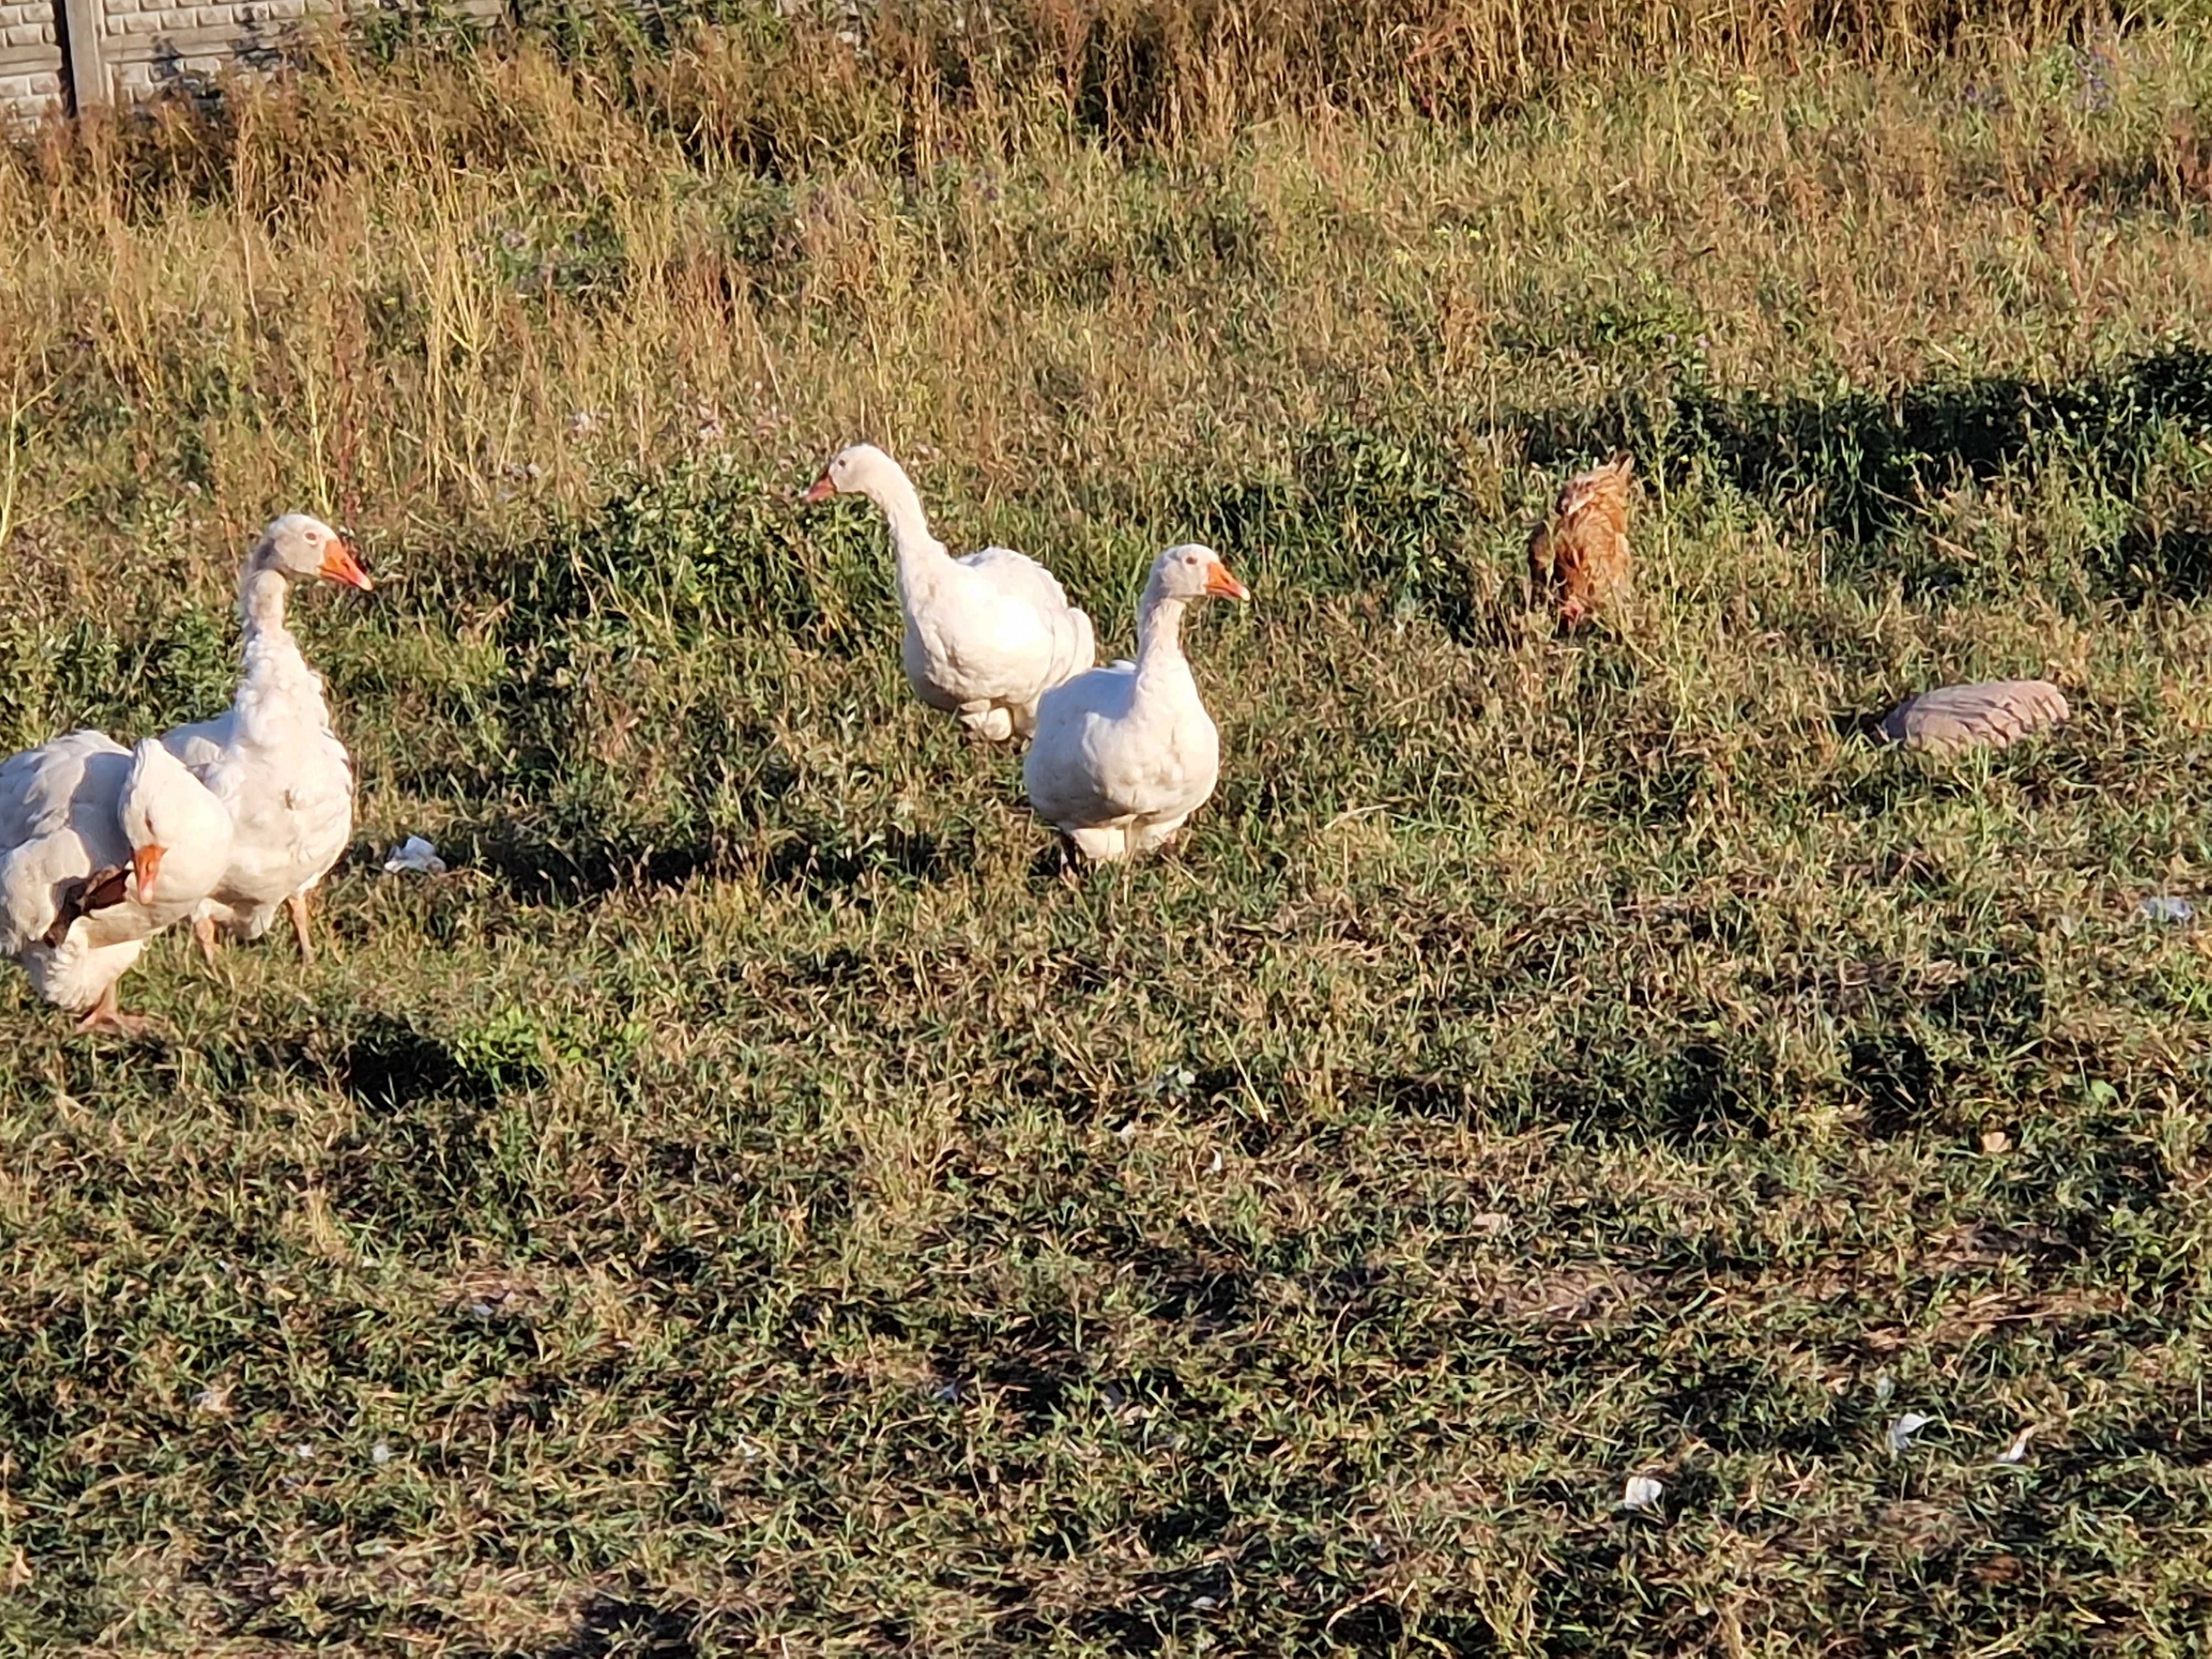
{"left": 318, "top": 538, "right": 374, "bottom": 592}
{"left": 132, "top": 843, "right": 165, "bottom": 906}
{"left": 1204, "top": 561, "right": 1251, "bottom": 602}
{"left": 801, "top": 471, "right": 837, "bottom": 505}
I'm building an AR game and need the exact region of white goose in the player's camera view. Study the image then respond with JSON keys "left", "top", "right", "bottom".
{"left": 0, "top": 733, "right": 235, "bottom": 1033}
{"left": 163, "top": 514, "right": 373, "bottom": 963}
{"left": 1024, "top": 542, "right": 1249, "bottom": 861}
{"left": 804, "top": 444, "right": 1095, "bottom": 741}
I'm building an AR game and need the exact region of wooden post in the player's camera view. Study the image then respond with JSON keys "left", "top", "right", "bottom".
{"left": 59, "top": 0, "right": 105, "bottom": 114}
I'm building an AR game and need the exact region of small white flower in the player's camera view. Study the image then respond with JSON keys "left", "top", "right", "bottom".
{"left": 371, "top": 1441, "right": 394, "bottom": 1465}
{"left": 1620, "top": 1474, "right": 1664, "bottom": 1511}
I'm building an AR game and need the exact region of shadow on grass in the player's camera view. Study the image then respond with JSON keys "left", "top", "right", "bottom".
{"left": 542, "top": 1590, "right": 702, "bottom": 1659}
{"left": 1524, "top": 1037, "right": 1768, "bottom": 1147}
{"left": 454, "top": 822, "right": 953, "bottom": 905}
{"left": 337, "top": 1015, "right": 502, "bottom": 1109}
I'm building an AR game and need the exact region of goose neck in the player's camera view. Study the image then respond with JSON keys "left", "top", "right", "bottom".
{"left": 238, "top": 565, "right": 290, "bottom": 638}
{"left": 232, "top": 570, "right": 328, "bottom": 738}
{"left": 1134, "top": 585, "right": 1190, "bottom": 682}
{"left": 869, "top": 472, "right": 950, "bottom": 597}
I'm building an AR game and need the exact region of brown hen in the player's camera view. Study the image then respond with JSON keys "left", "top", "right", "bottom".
{"left": 1527, "top": 455, "right": 1634, "bottom": 627}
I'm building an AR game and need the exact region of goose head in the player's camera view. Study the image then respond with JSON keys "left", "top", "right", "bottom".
{"left": 252, "top": 513, "right": 374, "bottom": 591}
{"left": 118, "top": 739, "right": 233, "bottom": 906}
{"left": 802, "top": 443, "right": 905, "bottom": 507}
{"left": 1151, "top": 543, "right": 1250, "bottom": 603}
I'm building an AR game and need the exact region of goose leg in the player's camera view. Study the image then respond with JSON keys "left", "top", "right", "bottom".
{"left": 192, "top": 916, "right": 221, "bottom": 969}
{"left": 75, "top": 983, "right": 151, "bottom": 1037}
{"left": 286, "top": 893, "right": 315, "bottom": 964}
{"left": 1130, "top": 816, "right": 1187, "bottom": 856}
{"left": 957, "top": 702, "right": 1015, "bottom": 743}
{"left": 1051, "top": 832, "right": 1087, "bottom": 885}
{"left": 1069, "top": 825, "right": 1128, "bottom": 863}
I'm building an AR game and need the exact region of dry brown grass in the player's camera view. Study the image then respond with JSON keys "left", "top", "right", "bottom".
{"left": 2, "top": 7, "right": 2205, "bottom": 612}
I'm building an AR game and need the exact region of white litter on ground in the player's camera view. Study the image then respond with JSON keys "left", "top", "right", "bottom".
{"left": 382, "top": 835, "right": 448, "bottom": 876}
{"left": 1886, "top": 1412, "right": 1934, "bottom": 1454}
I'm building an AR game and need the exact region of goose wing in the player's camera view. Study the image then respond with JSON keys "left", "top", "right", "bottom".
{"left": 161, "top": 711, "right": 235, "bottom": 779}
{"left": 1023, "top": 662, "right": 1142, "bottom": 827}
{"left": 0, "top": 731, "right": 133, "bottom": 954}
{"left": 956, "top": 546, "right": 1098, "bottom": 700}
{"left": 958, "top": 545, "right": 1073, "bottom": 612}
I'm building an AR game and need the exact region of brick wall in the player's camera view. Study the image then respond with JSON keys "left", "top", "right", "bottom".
{"left": 103, "top": 0, "right": 332, "bottom": 103}
{"left": 0, "top": 1, "right": 64, "bottom": 129}
{"left": 1, "top": 0, "right": 503, "bottom": 128}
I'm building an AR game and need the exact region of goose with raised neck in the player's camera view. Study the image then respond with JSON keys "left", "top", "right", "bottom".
{"left": 804, "top": 443, "right": 1095, "bottom": 742}
{"left": 1024, "top": 542, "right": 1249, "bottom": 862}
{"left": 161, "top": 513, "right": 373, "bottom": 964}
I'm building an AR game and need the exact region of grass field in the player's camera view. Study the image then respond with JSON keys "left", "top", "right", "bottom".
{"left": 5, "top": 3, "right": 2212, "bottom": 1652}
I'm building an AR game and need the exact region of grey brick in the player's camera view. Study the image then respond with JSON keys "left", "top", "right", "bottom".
{"left": 13, "top": 0, "right": 499, "bottom": 113}
{"left": 0, "top": 66, "right": 61, "bottom": 110}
